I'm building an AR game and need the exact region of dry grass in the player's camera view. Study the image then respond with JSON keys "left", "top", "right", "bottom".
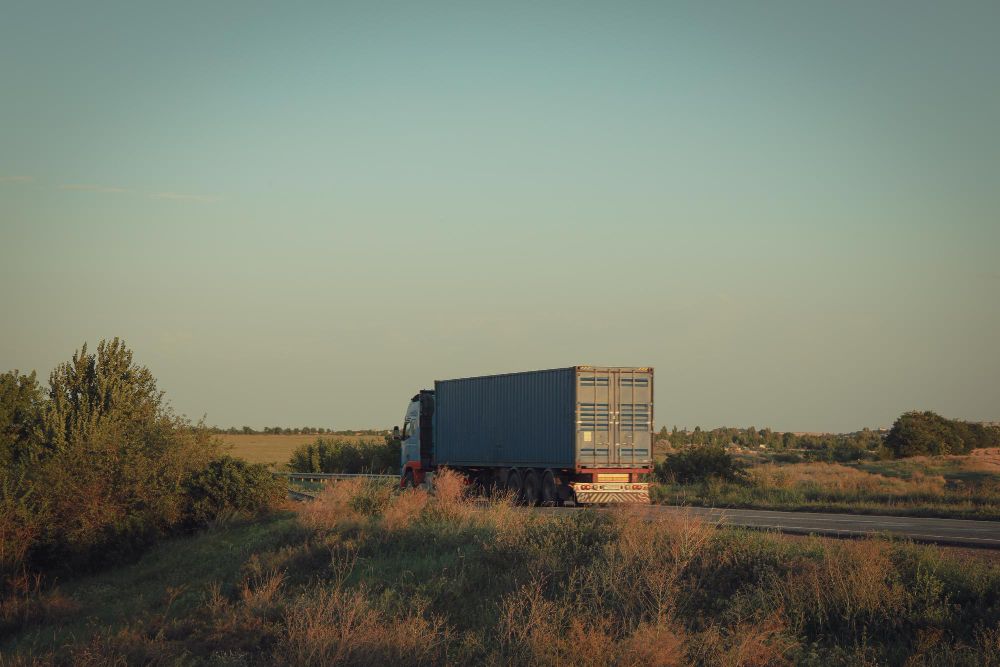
{"left": 218, "top": 433, "right": 375, "bottom": 465}
{"left": 656, "top": 450, "right": 1000, "bottom": 520}
{"left": 7, "top": 475, "right": 1000, "bottom": 665}
{"left": 282, "top": 585, "right": 450, "bottom": 666}
{"left": 381, "top": 486, "right": 430, "bottom": 531}
{"left": 774, "top": 538, "right": 906, "bottom": 633}
{"left": 0, "top": 572, "right": 80, "bottom": 637}
{"left": 905, "top": 447, "right": 1000, "bottom": 474}
{"left": 750, "top": 462, "right": 947, "bottom": 497}
{"left": 296, "top": 478, "right": 367, "bottom": 532}
{"left": 425, "top": 468, "right": 479, "bottom": 524}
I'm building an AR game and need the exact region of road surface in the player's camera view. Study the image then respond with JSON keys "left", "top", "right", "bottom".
{"left": 541, "top": 505, "right": 1000, "bottom": 548}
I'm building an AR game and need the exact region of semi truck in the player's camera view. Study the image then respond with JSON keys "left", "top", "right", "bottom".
{"left": 393, "top": 366, "right": 653, "bottom": 504}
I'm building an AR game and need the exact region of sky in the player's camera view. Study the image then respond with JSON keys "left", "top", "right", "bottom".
{"left": 2, "top": 1, "right": 998, "bottom": 433}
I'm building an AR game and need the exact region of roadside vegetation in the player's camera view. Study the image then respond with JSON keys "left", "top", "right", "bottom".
{"left": 0, "top": 339, "right": 283, "bottom": 632}
{"left": 5, "top": 472, "right": 1000, "bottom": 665}
{"left": 287, "top": 436, "right": 397, "bottom": 475}
{"left": 216, "top": 433, "right": 383, "bottom": 466}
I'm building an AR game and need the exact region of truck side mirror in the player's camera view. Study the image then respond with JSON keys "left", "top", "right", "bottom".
{"left": 393, "top": 425, "right": 401, "bottom": 440}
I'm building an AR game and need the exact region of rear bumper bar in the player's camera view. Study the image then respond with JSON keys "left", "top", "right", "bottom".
{"left": 571, "top": 482, "right": 650, "bottom": 504}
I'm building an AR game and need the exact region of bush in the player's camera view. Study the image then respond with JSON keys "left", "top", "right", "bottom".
{"left": 770, "top": 451, "right": 804, "bottom": 464}
{"left": 656, "top": 444, "right": 745, "bottom": 484}
{"left": 289, "top": 437, "right": 398, "bottom": 474}
{"left": 0, "top": 339, "right": 231, "bottom": 584}
{"left": 182, "top": 456, "right": 286, "bottom": 526}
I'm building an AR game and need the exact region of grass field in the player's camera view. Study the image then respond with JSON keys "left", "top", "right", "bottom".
{"left": 6, "top": 477, "right": 1000, "bottom": 665}
{"left": 217, "top": 433, "right": 381, "bottom": 466}
{"left": 653, "top": 448, "right": 1000, "bottom": 521}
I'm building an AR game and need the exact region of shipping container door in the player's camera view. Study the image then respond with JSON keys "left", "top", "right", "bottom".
{"left": 610, "top": 368, "right": 622, "bottom": 464}
{"left": 618, "top": 370, "right": 653, "bottom": 465}
{"left": 576, "top": 369, "right": 612, "bottom": 466}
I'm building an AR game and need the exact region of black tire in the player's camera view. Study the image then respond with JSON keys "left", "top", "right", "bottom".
{"left": 505, "top": 469, "right": 523, "bottom": 502}
{"left": 475, "top": 470, "right": 492, "bottom": 497}
{"left": 540, "top": 470, "right": 557, "bottom": 506}
{"left": 402, "top": 469, "right": 415, "bottom": 489}
{"left": 522, "top": 470, "right": 541, "bottom": 506}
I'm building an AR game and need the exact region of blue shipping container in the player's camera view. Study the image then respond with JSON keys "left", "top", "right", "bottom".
{"left": 433, "top": 366, "right": 653, "bottom": 470}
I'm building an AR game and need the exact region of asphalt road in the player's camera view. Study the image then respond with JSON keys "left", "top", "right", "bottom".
{"left": 543, "top": 505, "right": 1000, "bottom": 548}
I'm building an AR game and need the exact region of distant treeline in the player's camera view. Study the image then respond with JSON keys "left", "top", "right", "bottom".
{"left": 658, "top": 411, "right": 1000, "bottom": 461}
{"left": 210, "top": 426, "right": 388, "bottom": 436}
{"left": 658, "top": 425, "right": 885, "bottom": 463}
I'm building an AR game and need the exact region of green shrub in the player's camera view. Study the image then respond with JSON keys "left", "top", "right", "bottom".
{"left": 655, "top": 444, "right": 746, "bottom": 484}
{"left": 289, "top": 437, "right": 398, "bottom": 474}
{"left": 770, "top": 451, "right": 804, "bottom": 464}
{"left": 1, "top": 339, "right": 226, "bottom": 583}
{"left": 182, "top": 456, "right": 286, "bottom": 526}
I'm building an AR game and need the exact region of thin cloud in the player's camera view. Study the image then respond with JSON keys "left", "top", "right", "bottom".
{"left": 59, "top": 183, "right": 128, "bottom": 194}
{"left": 0, "top": 175, "right": 33, "bottom": 184}
{"left": 149, "top": 191, "right": 222, "bottom": 203}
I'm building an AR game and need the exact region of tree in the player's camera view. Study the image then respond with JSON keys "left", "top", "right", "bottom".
{"left": 0, "top": 370, "right": 45, "bottom": 469}
{"left": 782, "top": 431, "right": 797, "bottom": 449}
{"left": 885, "top": 411, "right": 976, "bottom": 458}
{"left": 42, "top": 338, "right": 164, "bottom": 453}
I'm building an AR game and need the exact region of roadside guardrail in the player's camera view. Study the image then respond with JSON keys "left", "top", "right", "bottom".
{"left": 273, "top": 471, "right": 397, "bottom": 481}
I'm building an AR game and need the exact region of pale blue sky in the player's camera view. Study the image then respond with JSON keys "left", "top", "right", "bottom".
{"left": 2, "top": 1, "right": 998, "bottom": 432}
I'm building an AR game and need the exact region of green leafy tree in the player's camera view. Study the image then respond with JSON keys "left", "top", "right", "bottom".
{"left": 0, "top": 370, "right": 45, "bottom": 469}
{"left": 42, "top": 339, "right": 164, "bottom": 453}
{"left": 885, "top": 411, "right": 975, "bottom": 458}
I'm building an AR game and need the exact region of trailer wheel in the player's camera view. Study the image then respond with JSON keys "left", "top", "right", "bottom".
{"left": 540, "top": 471, "right": 557, "bottom": 506}
{"left": 474, "top": 470, "right": 494, "bottom": 497}
{"left": 522, "top": 470, "right": 540, "bottom": 506}
{"left": 402, "top": 469, "right": 415, "bottom": 489}
{"left": 505, "top": 469, "right": 522, "bottom": 503}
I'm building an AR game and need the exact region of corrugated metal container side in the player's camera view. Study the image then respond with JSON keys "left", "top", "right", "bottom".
{"left": 434, "top": 368, "right": 576, "bottom": 468}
